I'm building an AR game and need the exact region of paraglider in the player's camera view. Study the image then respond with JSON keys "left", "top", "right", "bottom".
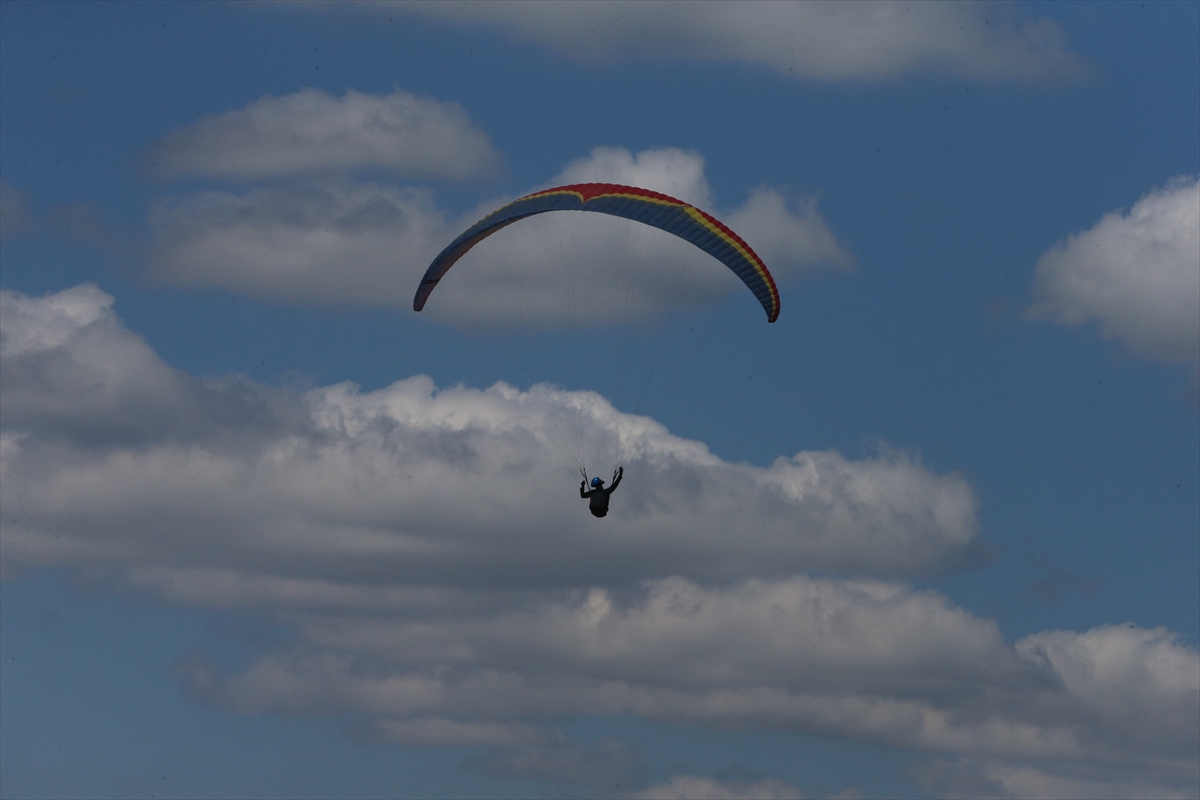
{"left": 580, "top": 467, "right": 623, "bottom": 518}
{"left": 413, "top": 183, "right": 778, "bottom": 516}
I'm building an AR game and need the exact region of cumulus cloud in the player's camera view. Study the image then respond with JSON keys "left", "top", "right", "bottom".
{"left": 146, "top": 182, "right": 449, "bottom": 307}
{"left": 145, "top": 88, "right": 499, "bottom": 181}
{"left": 171, "top": 587, "right": 1197, "bottom": 765}
{"left": 1029, "top": 176, "right": 1200, "bottom": 381}
{"left": 392, "top": 0, "right": 1086, "bottom": 82}
{"left": 2, "top": 285, "right": 1196, "bottom": 798}
{"left": 549, "top": 146, "right": 717, "bottom": 207}
{"left": 146, "top": 147, "right": 850, "bottom": 325}
{"left": 1, "top": 285, "right": 978, "bottom": 586}
{"left": 0, "top": 283, "right": 219, "bottom": 446}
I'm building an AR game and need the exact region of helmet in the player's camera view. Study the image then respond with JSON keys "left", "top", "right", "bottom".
{"left": 591, "top": 477, "right": 603, "bottom": 487}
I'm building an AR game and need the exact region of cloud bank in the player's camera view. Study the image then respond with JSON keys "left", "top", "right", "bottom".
{"left": 1029, "top": 176, "right": 1200, "bottom": 383}
{"left": 2, "top": 284, "right": 1196, "bottom": 798}
{"left": 145, "top": 88, "right": 499, "bottom": 181}
{"left": 393, "top": 1, "right": 1086, "bottom": 82}
{"left": 1, "top": 284, "right": 977, "bottom": 587}
{"left": 147, "top": 147, "right": 850, "bottom": 325}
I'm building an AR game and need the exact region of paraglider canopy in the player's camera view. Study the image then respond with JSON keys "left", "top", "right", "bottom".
{"left": 413, "top": 183, "right": 780, "bottom": 322}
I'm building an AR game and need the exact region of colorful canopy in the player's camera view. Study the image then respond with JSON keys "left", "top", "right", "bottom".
{"left": 413, "top": 183, "right": 780, "bottom": 322}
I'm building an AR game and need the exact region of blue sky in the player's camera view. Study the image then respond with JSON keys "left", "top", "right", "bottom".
{"left": 1, "top": 2, "right": 1197, "bottom": 798}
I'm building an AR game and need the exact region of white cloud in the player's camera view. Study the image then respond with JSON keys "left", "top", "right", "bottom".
{"left": 2, "top": 284, "right": 1195, "bottom": 798}
{"left": 146, "top": 182, "right": 449, "bottom": 307}
{"left": 1015, "top": 624, "right": 1200, "bottom": 760}
{"left": 0, "top": 282, "right": 112, "bottom": 355}
{"left": 146, "top": 147, "right": 850, "bottom": 325}
{"left": 549, "top": 147, "right": 716, "bottom": 207}
{"left": 167, "top": 578, "right": 1197, "bottom": 796}
{"left": 1, "top": 285, "right": 978, "bottom": 586}
{"left": 145, "top": 88, "right": 498, "bottom": 181}
{"left": 172, "top": 583, "right": 1195, "bottom": 764}
{"left": 0, "top": 284, "right": 207, "bottom": 445}
{"left": 1029, "top": 176, "right": 1200, "bottom": 380}
{"left": 391, "top": 1, "right": 1085, "bottom": 82}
